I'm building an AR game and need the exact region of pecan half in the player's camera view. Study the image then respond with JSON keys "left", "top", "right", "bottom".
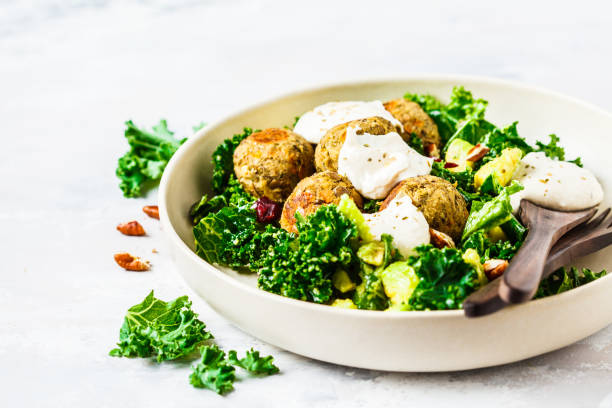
{"left": 483, "top": 259, "right": 508, "bottom": 281}
{"left": 424, "top": 143, "right": 440, "bottom": 158}
{"left": 142, "top": 205, "right": 159, "bottom": 220}
{"left": 116, "top": 221, "right": 146, "bottom": 236}
{"left": 465, "top": 144, "right": 490, "bottom": 162}
{"left": 429, "top": 228, "right": 455, "bottom": 249}
{"left": 114, "top": 253, "right": 151, "bottom": 271}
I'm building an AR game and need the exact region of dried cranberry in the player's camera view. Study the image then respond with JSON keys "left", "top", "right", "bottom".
{"left": 253, "top": 197, "right": 282, "bottom": 224}
{"left": 433, "top": 158, "right": 442, "bottom": 162}
{"left": 444, "top": 162, "right": 459, "bottom": 168}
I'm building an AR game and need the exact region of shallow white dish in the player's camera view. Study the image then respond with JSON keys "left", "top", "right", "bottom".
{"left": 159, "top": 76, "right": 612, "bottom": 372}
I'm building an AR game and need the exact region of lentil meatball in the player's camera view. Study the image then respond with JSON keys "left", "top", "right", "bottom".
{"left": 314, "top": 116, "right": 397, "bottom": 172}
{"left": 233, "top": 128, "right": 315, "bottom": 202}
{"left": 383, "top": 99, "right": 441, "bottom": 148}
{"left": 280, "top": 171, "right": 363, "bottom": 233}
{"left": 380, "top": 175, "right": 468, "bottom": 241}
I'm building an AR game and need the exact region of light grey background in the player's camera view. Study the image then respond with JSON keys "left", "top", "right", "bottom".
{"left": 2, "top": 1, "right": 612, "bottom": 406}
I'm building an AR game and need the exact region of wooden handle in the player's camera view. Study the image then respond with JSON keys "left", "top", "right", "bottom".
{"left": 499, "top": 225, "right": 557, "bottom": 303}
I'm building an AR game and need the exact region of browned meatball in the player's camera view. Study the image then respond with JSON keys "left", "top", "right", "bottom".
{"left": 384, "top": 99, "right": 441, "bottom": 148}
{"left": 314, "top": 116, "right": 397, "bottom": 172}
{"left": 280, "top": 171, "right": 363, "bottom": 233}
{"left": 380, "top": 175, "right": 468, "bottom": 241}
{"left": 233, "top": 128, "right": 315, "bottom": 202}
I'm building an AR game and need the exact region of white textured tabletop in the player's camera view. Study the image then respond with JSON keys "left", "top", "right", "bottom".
{"left": 2, "top": 1, "right": 612, "bottom": 406}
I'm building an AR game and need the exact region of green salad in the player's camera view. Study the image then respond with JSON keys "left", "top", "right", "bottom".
{"left": 189, "top": 87, "right": 606, "bottom": 311}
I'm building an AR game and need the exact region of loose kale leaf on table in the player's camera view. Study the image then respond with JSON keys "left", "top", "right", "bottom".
{"left": 116, "top": 119, "right": 186, "bottom": 198}
{"left": 190, "top": 345, "right": 236, "bottom": 395}
{"left": 109, "top": 291, "right": 212, "bottom": 362}
{"left": 227, "top": 348, "right": 280, "bottom": 375}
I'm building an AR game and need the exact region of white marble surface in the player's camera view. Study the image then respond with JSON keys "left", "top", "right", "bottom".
{"left": 2, "top": 0, "right": 612, "bottom": 406}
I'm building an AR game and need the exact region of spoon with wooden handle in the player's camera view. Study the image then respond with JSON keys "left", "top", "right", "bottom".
{"left": 498, "top": 200, "right": 597, "bottom": 304}
{"left": 463, "top": 207, "right": 610, "bottom": 317}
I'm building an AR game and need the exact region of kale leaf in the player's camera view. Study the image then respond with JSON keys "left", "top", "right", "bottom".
{"left": 362, "top": 198, "right": 382, "bottom": 214}
{"left": 430, "top": 160, "right": 480, "bottom": 205}
{"left": 407, "top": 133, "right": 425, "bottom": 155}
{"left": 257, "top": 205, "right": 358, "bottom": 303}
{"left": 227, "top": 348, "right": 280, "bottom": 375}
{"left": 193, "top": 205, "right": 290, "bottom": 272}
{"left": 190, "top": 345, "right": 236, "bottom": 395}
{"left": 535, "top": 267, "right": 607, "bottom": 298}
{"left": 212, "top": 127, "right": 253, "bottom": 193}
{"left": 109, "top": 291, "right": 212, "bottom": 362}
{"left": 116, "top": 120, "right": 186, "bottom": 198}
{"left": 407, "top": 245, "right": 481, "bottom": 311}
{"left": 405, "top": 86, "right": 488, "bottom": 144}
{"left": 190, "top": 175, "right": 254, "bottom": 224}
{"left": 461, "top": 231, "right": 523, "bottom": 262}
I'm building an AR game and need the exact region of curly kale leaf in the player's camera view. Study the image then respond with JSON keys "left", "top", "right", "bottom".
{"left": 192, "top": 122, "right": 207, "bottom": 133}
{"left": 362, "top": 198, "right": 382, "bottom": 214}
{"left": 190, "top": 175, "right": 254, "bottom": 224}
{"left": 116, "top": 120, "right": 186, "bottom": 198}
{"left": 109, "top": 291, "right": 212, "bottom": 362}
{"left": 257, "top": 205, "right": 358, "bottom": 303}
{"left": 430, "top": 160, "right": 480, "bottom": 205}
{"left": 461, "top": 231, "right": 523, "bottom": 262}
{"left": 227, "top": 349, "right": 280, "bottom": 375}
{"left": 535, "top": 267, "right": 607, "bottom": 298}
{"left": 190, "top": 345, "right": 236, "bottom": 395}
{"left": 193, "top": 205, "right": 289, "bottom": 271}
{"left": 212, "top": 127, "right": 253, "bottom": 193}
{"left": 405, "top": 86, "right": 488, "bottom": 144}
{"left": 407, "top": 245, "right": 481, "bottom": 310}
{"left": 406, "top": 133, "right": 425, "bottom": 155}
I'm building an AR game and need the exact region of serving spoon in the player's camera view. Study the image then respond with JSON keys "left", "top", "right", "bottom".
{"left": 463, "top": 206, "right": 611, "bottom": 318}
{"left": 498, "top": 200, "right": 597, "bottom": 304}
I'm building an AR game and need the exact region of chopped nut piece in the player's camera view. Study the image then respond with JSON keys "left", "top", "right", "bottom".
{"left": 424, "top": 143, "right": 440, "bottom": 158}
{"left": 116, "top": 221, "right": 146, "bottom": 236}
{"left": 429, "top": 228, "right": 455, "bottom": 249}
{"left": 483, "top": 259, "right": 509, "bottom": 281}
{"left": 114, "top": 253, "right": 150, "bottom": 271}
{"left": 152, "top": 248, "right": 158, "bottom": 254}
{"left": 143, "top": 205, "right": 159, "bottom": 219}
{"left": 465, "top": 144, "right": 490, "bottom": 162}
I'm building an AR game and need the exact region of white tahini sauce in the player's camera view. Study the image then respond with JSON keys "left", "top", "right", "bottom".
{"left": 510, "top": 152, "right": 603, "bottom": 212}
{"left": 364, "top": 196, "right": 430, "bottom": 257}
{"left": 337, "top": 126, "right": 433, "bottom": 199}
{"left": 293, "top": 100, "right": 403, "bottom": 144}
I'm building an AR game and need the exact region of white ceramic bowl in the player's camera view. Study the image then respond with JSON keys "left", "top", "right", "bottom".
{"left": 159, "top": 76, "right": 612, "bottom": 372}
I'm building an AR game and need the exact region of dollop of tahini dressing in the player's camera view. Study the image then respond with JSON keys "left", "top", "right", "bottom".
{"left": 337, "top": 126, "right": 433, "bottom": 199}
{"left": 510, "top": 152, "right": 604, "bottom": 212}
{"left": 363, "top": 196, "right": 430, "bottom": 257}
{"left": 293, "top": 101, "right": 403, "bottom": 144}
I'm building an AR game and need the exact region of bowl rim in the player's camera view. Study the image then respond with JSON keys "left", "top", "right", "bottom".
{"left": 159, "top": 74, "right": 612, "bottom": 320}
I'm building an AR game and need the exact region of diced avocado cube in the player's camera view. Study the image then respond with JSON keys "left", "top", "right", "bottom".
{"left": 445, "top": 139, "right": 475, "bottom": 172}
{"left": 380, "top": 261, "right": 419, "bottom": 306}
{"left": 330, "top": 298, "right": 358, "bottom": 309}
{"left": 337, "top": 194, "right": 373, "bottom": 241}
{"left": 474, "top": 147, "right": 523, "bottom": 189}
{"left": 357, "top": 241, "right": 386, "bottom": 266}
{"left": 462, "top": 248, "right": 487, "bottom": 287}
{"left": 332, "top": 269, "right": 356, "bottom": 293}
